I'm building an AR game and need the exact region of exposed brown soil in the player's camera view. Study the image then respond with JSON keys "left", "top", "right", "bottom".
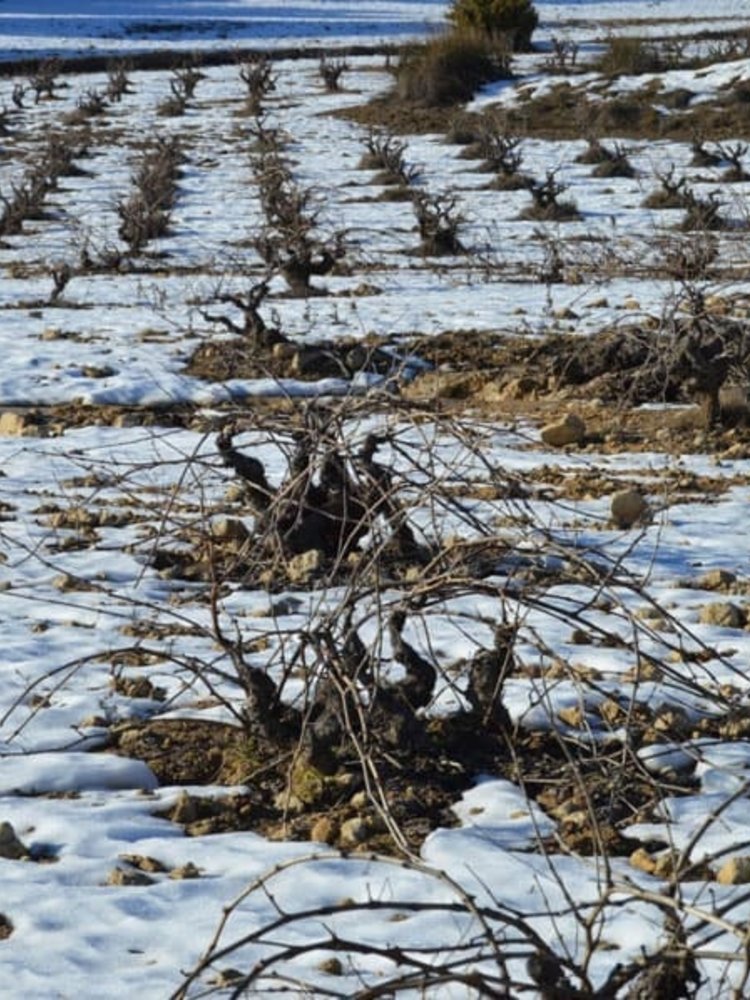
{"left": 110, "top": 712, "right": 696, "bottom": 857}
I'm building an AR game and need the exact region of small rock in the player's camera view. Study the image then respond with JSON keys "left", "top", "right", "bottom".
{"left": 81, "top": 365, "right": 115, "bottom": 379}
{"left": 0, "top": 913, "right": 13, "bottom": 939}
{"left": 106, "top": 867, "right": 155, "bottom": 886}
{"left": 287, "top": 548, "right": 323, "bottom": 584}
{"left": 224, "top": 483, "right": 246, "bottom": 503}
{"left": 498, "top": 375, "right": 538, "bottom": 400}
{"left": 272, "top": 342, "right": 296, "bottom": 361}
{"left": 185, "top": 818, "right": 219, "bottom": 837}
{"left": 169, "top": 862, "right": 201, "bottom": 880}
{"left": 310, "top": 816, "right": 337, "bottom": 845}
{"left": 699, "top": 569, "right": 737, "bottom": 591}
{"left": 273, "top": 790, "right": 305, "bottom": 815}
{"left": 339, "top": 817, "right": 369, "bottom": 847}
{"left": 171, "top": 791, "right": 200, "bottom": 825}
{"left": 652, "top": 852, "right": 678, "bottom": 878}
{"left": 318, "top": 957, "right": 344, "bottom": 976}
{"left": 0, "top": 822, "right": 29, "bottom": 860}
{"left": 113, "top": 412, "right": 141, "bottom": 428}
{"left": 210, "top": 969, "right": 244, "bottom": 988}
{"left": 404, "top": 370, "right": 479, "bottom": 401}
{"left": 610, "top": 489, "right": 647, "bottom": 528}
{"left": 212, "top": 518, "right": 251, "bottom": 544}
{"left": 599, "top": 699, "right": 623, "bottom": 725}
{"left": 630, "top": 847, "right": 657, "bottom": 875}
{"left": 699, "top": 602, "right": 746, "bottom": 629}
{"left": 0, "top": 412, "right": 31, "bottom": 436}
{"left": 557, "top": 705, "right": 585, "bottom": 728}
{"left": 569, "top": 628, "right": 591, "bottom": 645}
{"left": 540, "top": 413, "right": 586, "bottom": 448}
{"left": 119, "top": 854, "right": 166, "bottom": 873}
{"left": 270, "top": 596, "right": 303, "bottom": 617}
{"left": 349, "top": 791, "right": 368, "bottom": 810}
{"left": 716, "top": 856, "right": 750, "bottom": 885}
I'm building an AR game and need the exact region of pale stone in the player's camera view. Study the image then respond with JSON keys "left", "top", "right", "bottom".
{"left": 339, "top": 817, "right": 369, "bottom": 847}
{"left": 558, "top": 705, "right": 585, "bottom": 728}
{"left": 699, "top": 602, "right": 745, "bottom": 629}
{"left": 106, "top": 867, "right": 155, "bottom": 886}
{"left": 540, "top": 413, "right": 586, "bottom": 447}
{"left": 169, "top": 862, "right": 201, "bottom": 880}
{"left": 212, "top": 518, "right": 251, "bottom": 544}
{"left": 716, "top": 857, "right": 750, "bottom": 885}
{"left": 610, "top": 489, "right": 647, "bottom": 528}
{"left": 699, "top": 569, "right": 736, "bottom": 591}
{"left": 629, "top": 848, "right": 656, "bottom": 874}
{"left": 287, "top": 548, "right": 323, "bottom": 584}
{"left": 310, "top": 816, "right": 337, "bottom": 845}
{"left": 0, "top": 412, "right": 29, "bottom": 436}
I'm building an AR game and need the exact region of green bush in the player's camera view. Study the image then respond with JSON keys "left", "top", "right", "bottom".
{"left": 397, "top": 29, "right": 510, "bottom": 107}
{"left": 448, "top": 0, "right": 539, "bottom": 52}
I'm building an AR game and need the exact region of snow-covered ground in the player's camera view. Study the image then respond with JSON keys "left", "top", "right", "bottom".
{"left": 3, "top": 2, "right": 750, "bottom": 997}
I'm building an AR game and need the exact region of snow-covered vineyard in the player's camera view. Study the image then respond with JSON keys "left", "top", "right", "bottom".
{"left": 4, "top": 2, "right": 750, "bottom": 996}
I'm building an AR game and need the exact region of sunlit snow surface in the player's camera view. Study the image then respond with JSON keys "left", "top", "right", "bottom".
{"left": 3, "top": 2, "right": 750, "bottom": 997}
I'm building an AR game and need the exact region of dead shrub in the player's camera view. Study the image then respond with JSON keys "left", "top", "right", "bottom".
{"left": 117, "top": 138, "right": 183, "bottom": 253}
{"left": 591, "top": 143, "right": 636, "bottom": 178}
{"left": 63, "top": 88, "right": 107, "bottom": 125}
{"left": 319, "top": 55, "right": 348, "bottom": 92}
{"left": 412, "top": 190, "right": 465, "bottom": 255}
{"left": 444, "top": 112, "right": 482, "bottom": 145}
{"left": 680, "top": 190, "right": 727, "bottom": 232}
{"left": 521, "top": 171, "right": 580, "bottom": 221}
{"left": 106, "top": 60, "right": 133, "bottom": 102}
{"left": 27, "top": 57, "right": 62, "bottom": 103}
{"left": 359, "top": 129, "right": 419, "bottom": 187}
{"left": 690, "top": 135, "right": 721, "bottom": 167}
{"left": 595, "top": 96, "right": 659, "bottom": 133}
{"left": 239, "top": 54, "right": 276, "bottom": 114}
{"left": 716, "top": 141, "right": 750, "bottom": 182}
{"left": 252, "top": 148, "right": 346, "bottom": 295}
{"left": 544, "top": 35, "right": 579, "bottom": 72}
{"left": 643, "top": 168, "right": 692, "bottom": 210}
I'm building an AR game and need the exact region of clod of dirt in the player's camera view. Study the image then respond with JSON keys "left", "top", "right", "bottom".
{"left": 610, "top": 488, "right": 648, "bottom": 528}
{"left": 540, "top": 413, "right": 586, "bottom": 447}
{"left": 0, "top": 822, "right": 29, "bottom": 860}
{"left": 698, "top": 602, "right": 746, "bottom": 628}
